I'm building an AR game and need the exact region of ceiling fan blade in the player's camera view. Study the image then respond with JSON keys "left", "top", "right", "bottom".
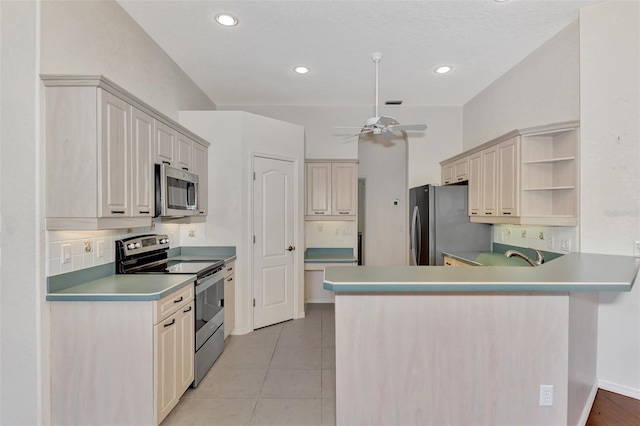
{"left": 382, "top": 130, "right": 397, "bottom": 141}
{"left": 387, "top": 124, "right": 428, "bottom": 132}
{"left": 342, "top": 129, "right": 373, "bottom": 139}
{"left": 334, "top": 126, "right": 364, "bottom": 130}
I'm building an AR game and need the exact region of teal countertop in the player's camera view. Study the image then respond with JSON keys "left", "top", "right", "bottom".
{"left": 324, "top": 253, "right": 640, "bottom": 293}
{"left": 443, "top": 251, "right": 531, "bottom": 267}
{"left": 46, "top": 274, "right": 195, "bottom": 301}
{"left": 47, "top": 245, "right": 236, "bottom": 301}
{"left": 304, "top": 248, "right": 357, "bottom": 263}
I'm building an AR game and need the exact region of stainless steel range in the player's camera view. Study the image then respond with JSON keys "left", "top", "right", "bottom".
{"left": 116, "top": 234, "right": 225, "bottom": 387}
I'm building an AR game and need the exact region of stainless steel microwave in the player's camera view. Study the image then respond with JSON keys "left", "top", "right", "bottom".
{"left": 155, "top": 163, "right": 199, "bottom": 217}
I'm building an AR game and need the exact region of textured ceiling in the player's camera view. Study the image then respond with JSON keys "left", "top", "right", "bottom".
{"left": 117, "top": 0, "right": 600, "bottom": 107}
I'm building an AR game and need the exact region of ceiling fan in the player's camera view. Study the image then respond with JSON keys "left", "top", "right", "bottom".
{"left": 338, "top": 52, "right": 428, "bottom": 141}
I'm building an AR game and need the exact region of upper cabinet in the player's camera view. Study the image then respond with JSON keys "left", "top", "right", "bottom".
{"left": 441, "top": 121, "right": 579, "bottom": 226}
{"left": 42, "top": 75, "right": 210, "bottom": 230}
{"left": 306, "top": 161, "right": 358, "bottom": 219}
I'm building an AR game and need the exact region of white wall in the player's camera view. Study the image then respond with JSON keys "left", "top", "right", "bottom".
{"left": 40, "top": 0, "right": 215, "bottom": 120}
{"left": 179, "top": 111, "right": 306, "bottom": 331}
{"left": 579, "top": 0, "right": 640, "bottom": 399}
{"left": 463, "top": 20, "right": 580, "bottom": 150}
{"left": 0, "top": 1, "right": 44, "bottom": 424}
{"left": 218, "top": 105, "right": 463, "bottom": 188}
{"left": 0, "top": 0, "right": 217, "bottom": 423}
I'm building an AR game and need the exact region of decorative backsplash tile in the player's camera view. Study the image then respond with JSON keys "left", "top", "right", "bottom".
{"left": 493, "top": 224, "right": 578, "bottom": 253}
{"left": 45, "top": 221, "right": 186, "bottom": 277}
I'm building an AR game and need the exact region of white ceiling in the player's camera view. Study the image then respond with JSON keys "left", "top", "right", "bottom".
{"left": 118, "top": 0, "right": 600, "bottom": 107}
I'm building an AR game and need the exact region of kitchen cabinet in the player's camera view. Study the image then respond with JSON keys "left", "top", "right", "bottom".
{"left": 42, "top": 75, "right": 210, "bottom": 230}
{"left": 155, "top": 121, "right": 176, "bottom": 166}
{"left": 176, "top": 132, "right": 193, "bottom": 171}
{"left": 497, "top": 136, "right": 520, "bottom": 217}
{"left": 155, "top": 287, "right": 194, "bottom": 424}
{"left": 306, "top": 161, "right": 358, "bottom": 219}
{"left": 440, "top": 121, "right": 579, "bottom": 226}
{"left": 441, "top": 157, "right": 468, "bottom": 185}
{"left": 223, "top": 261, "right": 236, "bottom": 339}
{"left": 131, "top": 107, "right": 155, "bottom": 217}
{"left": 443, "top": 256, "right": 472, "bottom": 267}
{"left": 50, "top": 283, "right": 195, "bottom": 426}
{"left": 191, "top": 141, "right": 208, "bottom": 217}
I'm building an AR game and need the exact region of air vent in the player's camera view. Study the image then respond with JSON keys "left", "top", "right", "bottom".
{"left": 385, "top": 100, "right": 403, "bottom": 105}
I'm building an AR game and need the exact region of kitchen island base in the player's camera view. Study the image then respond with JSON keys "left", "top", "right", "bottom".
{"left": 335, "top": 291, "right": 598, "bottom": 426}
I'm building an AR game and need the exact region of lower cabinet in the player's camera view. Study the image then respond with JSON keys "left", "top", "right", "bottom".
{"left": 443, "top": 256, "right": 472, "bottom": 267}
{"left": 223, "top": 261, "right": 236, "bottom": 339}
{"left": 50, "top": 284, "right": 195, "bottom": 426}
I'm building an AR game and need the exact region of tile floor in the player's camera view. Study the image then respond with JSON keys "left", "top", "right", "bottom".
{"left": 162, "top": 303, "right": 336, "bottom": 426}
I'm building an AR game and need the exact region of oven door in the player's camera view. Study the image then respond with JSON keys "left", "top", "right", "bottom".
{"left": 194, "top": 270, "right": 225, "bottom": 350}
{"left": 155, "top": 163, "right": 199, "bottom": 217}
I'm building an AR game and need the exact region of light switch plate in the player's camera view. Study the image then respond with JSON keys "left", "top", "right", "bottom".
{"left": 61, "top": 244, "right": 71, "bottom": 264}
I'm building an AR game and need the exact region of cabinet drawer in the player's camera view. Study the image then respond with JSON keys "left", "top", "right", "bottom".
{"left": 154, "top": 284, "right": 194, "bottom": 324}
{"left": 224, "top": 261, "right": 235, "bottom": 279}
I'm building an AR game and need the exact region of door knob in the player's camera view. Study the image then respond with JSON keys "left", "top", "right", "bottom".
{"left": 286, "top": 245, "right": 295, "bottom": 252}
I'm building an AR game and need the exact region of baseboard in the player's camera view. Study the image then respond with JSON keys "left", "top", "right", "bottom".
{"left": 305, "top": 298, "right": 335, "bottom": 304}
{"left": 598, "top": 379, "right": 640, "bottom": 400}
{"left": 577, "top": 383, "right": 599, "bottom": 426}
{"left": 296, "top": 311, "right": 306, "bottom": 319}
{"left": 230, "top": 326, "right": 253, "bottom": 336}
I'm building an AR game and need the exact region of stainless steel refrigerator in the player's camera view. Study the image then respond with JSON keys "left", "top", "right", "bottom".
{"left": 409, "top": 184, "right": 491, "bottom": 265}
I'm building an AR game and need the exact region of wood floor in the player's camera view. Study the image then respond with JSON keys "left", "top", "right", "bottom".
{"left": 587, "top": 389, "right": 640, "bottom": 425}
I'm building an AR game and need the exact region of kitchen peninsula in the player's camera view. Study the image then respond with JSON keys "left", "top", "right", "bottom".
{"left": 324, "top": 253, "right": 639, "bottom": 426}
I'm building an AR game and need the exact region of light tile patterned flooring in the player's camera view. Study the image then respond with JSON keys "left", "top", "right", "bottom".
{"left": 162, "top": 303, "right": 336, "bottom": 426}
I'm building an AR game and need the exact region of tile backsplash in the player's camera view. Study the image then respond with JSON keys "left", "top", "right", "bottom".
{"left": 305, "top": 221, "right": 357, "bottom": 249}
{"left": 493, "top": 224, "right": 578, "bottom": 254}
{"left": 45, "top": 220, "right": 189, "bottom": 277}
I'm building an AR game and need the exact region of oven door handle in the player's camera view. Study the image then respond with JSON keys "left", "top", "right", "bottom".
{"left": 195, "top": 271, "right": 224, "bottom": 296}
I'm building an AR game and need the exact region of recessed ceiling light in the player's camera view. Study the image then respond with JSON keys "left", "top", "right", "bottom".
{"left": 434, "top": 65, "right": 453, "bottom": 74}
{"left": 293, "top": 66, "right": 310, "bottom": 74}
{"left": 215, "top": 13, "right": 238, "bottom": 27}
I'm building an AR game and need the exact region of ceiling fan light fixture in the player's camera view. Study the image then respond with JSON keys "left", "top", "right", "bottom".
{"left": 293, "top": 66, "right": 310, "bottom": 74}
{"left": 434, "top": 65, "right": 453, "bottom": 74}
{"left": 215, "top": 13, "right": 238, "bottom": 27}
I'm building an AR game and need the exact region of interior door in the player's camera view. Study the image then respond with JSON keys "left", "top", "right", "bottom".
{"left": 253, "top": 156, "right": 295, "bottom": 329}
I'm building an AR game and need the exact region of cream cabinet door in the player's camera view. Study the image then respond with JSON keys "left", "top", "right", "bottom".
{"left": 481, "top": 145, "right": 498, "bottom": 217}
{"left": 99, "top": 90, "right": 130, "bottom": 217}
{"left": 498, "top": 137, "right": 520, "bottom": 217}
{"left": 454, "top": 157, "right": 469, "bottom": 183}
{"left": 306, "top": 162, "right": 332, "bottom": 216}
{"left": 331, "top": 162, "right": 357, "bottom": 216}
{"left": 155, "top": 121, "right": 176, "bottom": 165}
{"left": 155, "top": 310, "right": 180, "bottom": 424}
{"left": 176, "top": 133, "right": 193, "bottom": 171}
{"left": 131, "top": 107, "right": 154, "bottom": 217}
{"left": 441, "top": 162, "right": 454, "bottom": 185}
{"left": 468, "top": 152, "right": 482, "bottom": 217}
{"left": 191, "top": 142, "right": 208, "bottom": 216}
{"left": 178, "top": 301, "right": 195, "bottom": 394}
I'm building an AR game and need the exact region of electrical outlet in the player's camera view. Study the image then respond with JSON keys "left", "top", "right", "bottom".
{"left": 560, "top": 238, "right": 572, "bottom": 252}
{"left": 499, "top": 231, "right": 505, "bottom": 243}
{"left": 634, "top": 240, "right": 640, "bottom": 257}
{"left": 538, "top": 231, "right": 544, "bottom": 240}
{"left": 540, "top": 385, "right": 553, "bottom": 406}
{"left": 317, "top": 223, "right": 323, "bottom": 232}
{"left": 61, "top": 244, "right": 71, "bottom": 264}
{"left": 96, "top": 240, "right": 104, "bottom": 258}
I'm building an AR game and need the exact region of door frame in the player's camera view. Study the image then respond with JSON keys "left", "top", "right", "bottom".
{"left": 249, "top": 152, "right": 302, "bottom": 331}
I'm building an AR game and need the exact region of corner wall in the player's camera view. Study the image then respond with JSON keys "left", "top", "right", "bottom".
{"left": 579, "top": 0, "right": 640, "bottom": 399}
{"left": 463, "top": 20, "right": 580, "bottom": 150}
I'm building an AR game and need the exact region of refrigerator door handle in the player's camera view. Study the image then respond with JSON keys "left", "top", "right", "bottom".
{"left": 411, "top": 206, "right": 422, "bottom": 266}
{"left": 416, "top": 207, "right": 422, "bottom": 264}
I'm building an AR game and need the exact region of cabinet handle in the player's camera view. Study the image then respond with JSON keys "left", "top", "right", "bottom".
{"left": 139, "top": 210, "right": 150, "bottom": 214}
{"left": 199, "top": 211, "right": 204, "bottom": 214}
{"left": 471, "top": 212, "right": 478, "bottom": 215}
{"left": 162, "top": 161, "right": 171, "bottom": 165}
{"left": 111, "top": 210, "right": 125, "bottom": 214}
{"left": 174, "top": 296, "right": 183, "bottom": 304}
{"left": 444, "top": 180, "right": 451, "bottom": 184}
{"left": 457, "top": 177, "right": 463, "bottom": 181}
{"left": 314, "top": 212, "right": 324, "bottom": 215}
{"left": 183, "top": 306, "right": 192, "bottom": 313}
{"left": 502, "top": 212, "right": 511, "bottom": 215}
{"left": 182, "top": 167, "right": 189, "bottom": 171}
{"left": 164, "top": 319, "right": 175, "bottom": 328}
{"left": 227, "top": 267, "right": 233, "bottom": 272}
{"left": 227, "top": 277, "right": 233, "bottom": 282}
{"left": 485, "top": 212, "right": 493, "bottom": 215}
{"left": 339, "top": 212, "right": 349, "bottom": 215}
